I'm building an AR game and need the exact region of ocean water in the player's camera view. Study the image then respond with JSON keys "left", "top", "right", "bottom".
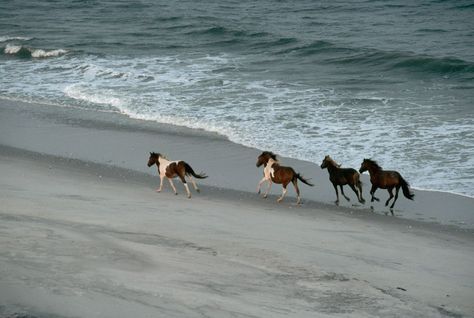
{"left": 1, "top": 0, "right": 473, "bottom": 196}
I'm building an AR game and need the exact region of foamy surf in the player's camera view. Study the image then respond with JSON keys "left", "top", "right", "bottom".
{"left": 64, "top": 84, "right": 126, "bottom": 109}
{"left": 4, "top": 43, "right": 67, "bottom": 58}
{"left": 1, "top": 0, "right": 473, "bottom": 198}
{"left": 31, "top": 48, "right": 68, "bottom": 58}
{"left": 0, "top": 35, "right": 33, "bottom": 42}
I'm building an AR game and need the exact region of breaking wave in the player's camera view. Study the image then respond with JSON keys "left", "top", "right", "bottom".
{"left": 3, "top": 44, "right": 67, "bottom": 58}
{"left": 0, "top": 35, "right": 33, "bottom": 42}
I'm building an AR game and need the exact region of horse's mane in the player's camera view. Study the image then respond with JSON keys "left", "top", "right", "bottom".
{"left": 262, "top": 151, "right": 277, "bottom": 161}
{"left": 325, "top": 155, "right": 341, "bottom": 168}
{"left": 150, "top": 152, "right": 166, "bottom": 159}
{"left": 364, "top": 159, "right": 382, "bottom": 170}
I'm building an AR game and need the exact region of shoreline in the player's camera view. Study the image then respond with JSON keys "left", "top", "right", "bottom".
{"left": 1, "top": 135, "right": 473, "bottom": 317}
{"left": 1, "top": 98, "right": 473, "bottom": 229}
{"left": 2, "top": 143, "right": 472, "bottom": 237}
{"left": 3, "top": 95, "right": 473, "bottom": 200}
{"left": 410, "top": 186, "right": 474, "bottom": 200}
{"left": 1, "top": 98, "right": 474, "bottom": 317}
{"left": 3, "top": 95, "right": 474, "bottom": 201}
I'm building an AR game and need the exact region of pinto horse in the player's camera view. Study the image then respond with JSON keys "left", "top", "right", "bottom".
{"left": 359, "top": 158, "right": 414, "bottom": 212}
{"left": 320, "top": 155, "right": 365, "bottom": 205}
{"left": 256, "top": 151, "right": 313, "bottom": 204}
{"left": 147, "top": 152, "right": 207, "bottom": 198}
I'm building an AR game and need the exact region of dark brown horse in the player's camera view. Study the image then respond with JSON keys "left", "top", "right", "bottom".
{"left": 359, "top": 158, "right": 414, "bottom": 212}
{"left": 256, "top": 151, "right": 314, "bottom": 204}
{"left": 147, "top": 152, "right": 207, "bottom": 198}
{"left": 320, "top": 155, "right": 365, "bottom": 205}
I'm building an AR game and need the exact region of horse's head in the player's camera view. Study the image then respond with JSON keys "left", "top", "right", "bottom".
{"left": 147, "top": 152, "right": 160, "bottom": 168}
{"left": 320, "top": 155, "right": 340, "bottom": 169}
{"left": 256, "top": 151, "right": 277, "bottom": 167}
{"left": 359, "top": 158, "right": 371, "bottom": 173}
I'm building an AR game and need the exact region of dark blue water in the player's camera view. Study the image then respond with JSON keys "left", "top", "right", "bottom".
{"left": 1, "top": 0, "right": 473, "bottom": 196}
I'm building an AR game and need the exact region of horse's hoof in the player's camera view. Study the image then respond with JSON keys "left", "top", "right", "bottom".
{"left": 360, "top": 199, "right": 366, "bottom": 204}
{"left": 196, "top": 189, "right": 200, "bottom": 193}
{"left": 175, "top": 193, "right": 178, "bottom": 195}
{"left": 156, "top": 189, "right": 161, "bottom": 193}
{"left": 188, "top": 195, "right": 192, "bottom": 199}
{"left": 335, "top": 201, "right": 339, "bottom": 206}
{"left": 263, "top": 195, "right": 267, "bottom": 199}
{"left": 257, "top": 190, "right": 261, "bottom": 195}
{"left": 277, "top": 198, "right": 282, "bottom": 203}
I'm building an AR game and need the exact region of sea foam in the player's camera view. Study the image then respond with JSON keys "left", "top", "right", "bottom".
{"left": 4, "top": 43, "right": 67, "bottom": 58}
{"left": 0, "top": 35, "right": 33, "bottom": 42}
{"left": 64, "top": 84, "right": 125, "bottom": 108}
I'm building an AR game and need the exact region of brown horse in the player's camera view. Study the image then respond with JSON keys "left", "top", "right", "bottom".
{"left": 256, "top": 151, "right": 314, "bottom": 204}
{"left": 359, "top": 158, "right": 414, "bottom": 212}
{"left": 147, "top": 152, "right": 207, "bottom": 198}
{"left": 320, "top": 155, "right": 365, "bottom": 205}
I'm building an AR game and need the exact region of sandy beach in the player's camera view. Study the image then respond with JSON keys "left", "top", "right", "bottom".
{"left": 1, "top": 99, "right": 474, "bottom": 317}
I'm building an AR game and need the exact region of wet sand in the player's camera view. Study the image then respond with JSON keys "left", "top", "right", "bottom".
{"left": 1, "top": 99, "right": 474, "bottom": 317}
{"left": 0, "top": 99, "right": 473, "bottom": 228}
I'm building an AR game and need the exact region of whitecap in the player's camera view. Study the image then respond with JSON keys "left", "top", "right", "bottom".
{"left": 3, "top": 43, "right": 67, "bottom": 58}
{"left": 0, "top": 35, "right": 33, "bottom": 42}
{"left": 31, "top": 48, "right": 67, "bottom": 58}
{"left": 4, "top": 43, "right": 22, "bottom": 54}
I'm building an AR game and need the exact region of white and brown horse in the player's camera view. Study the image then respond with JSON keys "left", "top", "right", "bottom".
{"left": 256, "top": 151, "right": 314, "bottom": 204}
{"left": 147, "top": 152, "right": 207, "bottom": 198}
{"left": 320, "top": 155, "right": 365, "bottom": 205}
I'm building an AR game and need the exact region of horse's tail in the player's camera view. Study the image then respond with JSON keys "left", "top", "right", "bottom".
{"left": 400, "top": 176, "right": 414, "bottom": 200}
{"left": 295, "top": 173, "right": 314, "bottom": 187}
{"left": 184, "top": 162, "right": 208, "bottom": 179}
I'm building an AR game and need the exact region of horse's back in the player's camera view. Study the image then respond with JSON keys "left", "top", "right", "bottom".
{"left": 376, "top": 170, "right": 402, "bottom": 187}
{"left": 165, "top": 161, "right": 186, "bottom": 178}
{"left": 272, "top": 165, "right": 295, "bottom": 184}
{"left": 329, "top": 167, "right": 358, "bottom": 184}
{"left": 383, "top": 170, "right": 402, "bottom": 179}
{"left": 341, "top": 167, "right": 358, "bottom": 175}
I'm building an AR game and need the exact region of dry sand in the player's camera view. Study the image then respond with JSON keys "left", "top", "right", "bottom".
{"left": 1, "top": 99, "right": 474, "bottom": 317}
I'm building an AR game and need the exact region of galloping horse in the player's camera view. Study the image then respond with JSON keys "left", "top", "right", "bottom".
{"left": 320, "top": 155, "right": 365, "bottom": 205}
{"left": 256, "top": 151, "right": 313, "bottom": 204}
{"left": 147, "top": 152, "right": 207, "bottom": 198}
{"left": 359, "top": 159, "right": 414, "bottom": 212}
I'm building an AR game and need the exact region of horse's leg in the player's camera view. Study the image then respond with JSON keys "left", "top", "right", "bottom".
{"left": 333, "top": 183, "right": 339, "bottom": 205}
{"left": 263, "top": 180, "right": 272, "bottom": 198}
{"left": 177, "top": 172, "right": 191, "bottom": 198}
{"left": 167, "top": 178, "right": 178, "bottom": 195}
{"left": 292, "top": 179, "right": 301, "bottom": 204}
{"left": 357, "top": 181, "right": 365, "bottom": 203}
{"left": 277, "top": 185, "right": 288, "bottom": 203}
{"left": 349, "top": 184, "right": 362, "bottom": 203}
{"left": 189, "top": 176, "right": 200, "bottom": 193}
{"left": 390, "top": 185, "right": 401, "bottom": 211}
{"left": 370, "top": 185, "right": 379, "bottom": 202}
{"left": 340, "top": 185, "right": 350, "bottom": 201}
{"left": 257, "top": 177, "right": 266, "bottom": 194}
{"left": 385, "top": 187, "right": 394, "bottom": 206}
{"left": 157, "top": 175, "right": 164, "bottom": 192}
{"left": 183, "top": 182, "right": 191, "bottom": 198}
